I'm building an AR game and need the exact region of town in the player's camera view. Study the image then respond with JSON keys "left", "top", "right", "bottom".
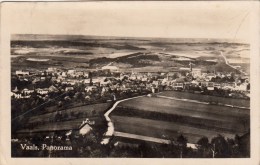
{"left": 12, "top": 64, "right": 250, "bottom": 105}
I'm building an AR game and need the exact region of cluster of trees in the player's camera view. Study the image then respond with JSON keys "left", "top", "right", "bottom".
{"left": 12, "top": 132, "right": 249, "bottom": 158}
{"left": 107, "top": 133, "right": 249, "bottom": 158}
{"left": 196, "top": 134, "right": 249, "bottom": 158}
{"left": 211, "top": 76, "right": 235, "bottom": 83}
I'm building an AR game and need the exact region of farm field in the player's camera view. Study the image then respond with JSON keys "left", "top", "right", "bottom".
{"left": 17, "top": 118, "right": 87, "bottom": 133}
{"left": 27, "top": 103, "right": 111, "bottom": 124}
{"left": 118, "top": 96, "right": 249, "bottom": 121}
{"left": 111, "top": 95, "right": 249, "bottom": 144}
{"left": 111, "top": 116, "right": 238, "bottom": 144}
{"left": 16, "top": 103, "right": 111, "bottom": 134}
{"left": 158, "top": 91, "right": 250, "bottom": 108}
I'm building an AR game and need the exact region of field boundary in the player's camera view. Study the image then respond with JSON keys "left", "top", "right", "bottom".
{"left": 114, "top": 131, "right": 197, "bottom": 149}
{"left": 157, "top": 95, "right": 250, "bottom": 110}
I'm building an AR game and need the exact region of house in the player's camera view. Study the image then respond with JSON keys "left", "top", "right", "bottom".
{"left": 47, "top": 67, "right": 57, "bottom": 72}
{"left": 129, "top": 74, "right": 137, "bottom": 80}
{"left": 152, "top": 81, "right": 159, "bottom": 87}
{"left": 77, "top": 71, "right": 84, "bottom": 76}
{"left": 84, "top": 72, "right": 89, "bottom": 78}
{"left": 234, "top": 83, "right": 248, "bottom": 91}
{"left": 141, "top": 77, "right": 148, "bottom": 82}
{"left": 214, "top": 83, "right": 221, "bottom": 89}
{"left": 51, "top": 76, "right": 57, "bottom": 82}
{"left": 172, "top": 83, "right": 184, "bottom": 90}
{"left": 101, "top": 87, "right": 110, "bottom": 95}
{"left": 191, "top": 68, "right": 202, "bottom": 78}
{"left": 84, "top": 79, "right": 91, "bottom": 85}
{"left": 16, "top": 70, "right": 29, "bottom": 76}
{"left": 101, "top": 65, "right": 119, "bottom": 71}
{"left": 100, "top": 81, "right": 111, "bottom": 86}
{"left": 49, "top": 85, "right": 59, "bottom": 92}
{"left": 92, "top": 78, "right": 102, "bottom": 86}
{"left": 40, "top": 77, "right": 46, "bottom": 81}
{"left": 61, "top": 72, "right": 67, "bottom": 77}
{"left": 207, "top": 82, "right": 214, "bottom": 91}
{"left": 68, "top": 70, "right": 76, "bottom": 75}
{"left": 85, "top": 86, "right": 97, "bottom": 92}
{"left": 36, "top": 88, "right": 49, "bottom": 95}
{"left": 67, "top": 79, "right": 76, "bottom": 85}
{"left": 205, "top": 73, "right": 216, "bottom": 81}
{"left": 65, "top": 87, "right": 74, "bottom": 92}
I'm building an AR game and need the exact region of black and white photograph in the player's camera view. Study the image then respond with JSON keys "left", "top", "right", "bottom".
{"left": 1, "top": 1, "right": 259, "bottom": 164}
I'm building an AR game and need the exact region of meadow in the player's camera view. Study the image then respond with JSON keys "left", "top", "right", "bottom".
{"left": 111, "top": 94, "right": 249, "bottom": 144}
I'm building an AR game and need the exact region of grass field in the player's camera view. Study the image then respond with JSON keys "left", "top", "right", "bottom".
{"left": 158, "top": 91, "right": 250, "bottom": 108}
{"left": 111, "top": 95, "right": 249, "bottom": 144}
{"left": 18, "top": 118, "right": 87, "bottom": 133}
{"left": 118, "top": 96, "right": 249, "bottom": 122}
{"left": 111, "top": 116, "right": 238, "bottom": 144}
{"left": 27, "top": 103, "right": 111, "bottom": 124}
{"left": 17, "top": 103, "right": 111, "bottom": 133}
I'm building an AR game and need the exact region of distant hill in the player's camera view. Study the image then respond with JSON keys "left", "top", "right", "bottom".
{"left": 12, "top": 34, "right": 249, "bottom": 45}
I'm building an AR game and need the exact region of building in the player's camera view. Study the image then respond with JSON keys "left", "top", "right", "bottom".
{"left": 65, "top": 87, "right": 74, "bottom": 92}
{"left": 101, "top": 65, "right": 119, "bottom": 71}
{"left": 47, "top": 67, "right": 57, "bottom": 72}
{"left": 191, "top": 68, "right": 202, "bottom": 78}
{"left": 49, "top": 85, "right": 59, "bottom": 92}
{"left": 16, "top": 70, "right": 29, "bottom": 76}
{"left": 85, "top": 86, "right": 97, "bottom": 92}
{"left": 68, "top": 70, "right": 76, "bottom": 75}
{"left": 36, "top": 88, "right": 49, "bottom": 95}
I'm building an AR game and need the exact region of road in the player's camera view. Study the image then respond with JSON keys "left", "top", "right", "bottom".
{"left": 101, "top": 95, "right": 145, "bottom": 144}
{"left": 220, "top": 51, "right": 247, "bottom": 75}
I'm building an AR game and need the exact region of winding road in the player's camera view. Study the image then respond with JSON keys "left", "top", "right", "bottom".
{"left": 101, "top": 95, "right": 145, "bottom": 144}
{"left": 220, "top": 51, "right": 247, "bottom": 75}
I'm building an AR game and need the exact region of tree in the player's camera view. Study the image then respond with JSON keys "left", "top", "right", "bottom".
{"left": 210, "top": 134, "right": 229, "bottom": 158}
{"left": 177, "top": 134, "right": 187, "bottom": 158}
{"left": 197, "top": 136, "right": 210, "bottom": 157}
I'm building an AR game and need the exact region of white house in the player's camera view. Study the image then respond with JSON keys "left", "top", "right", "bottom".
{"left": 47, "top": 67, "right": 57, "bottom": 72}
{"left": 85, "top": 86, "right": 97, "bottom": 92}
{"left": 191, "top": 68, "right": 202, "bottom": 78}
{"left": 68, "top": 70, "right": 76, "bottom": 75}
{"left": 101, "top": 65, "right": 119, "bottom": 71}
{"left": 36, "top": 88, "right": 49, "bottom": 95}
{"left": 65, "top": 87, "right": 74, "bottom": 92}
{"left": 16, "top": 70, "right": 29, "bottom": 76}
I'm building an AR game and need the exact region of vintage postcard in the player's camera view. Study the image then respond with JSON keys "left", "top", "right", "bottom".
{"left": 0, "top": 1, "right": 259, "bottom": 165}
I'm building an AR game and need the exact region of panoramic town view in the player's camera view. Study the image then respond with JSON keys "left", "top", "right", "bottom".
{"left": 11, "top": 34, "right": 250, "bottom": 158}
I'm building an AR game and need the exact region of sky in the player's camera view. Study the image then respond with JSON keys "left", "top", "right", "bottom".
{"left": 1, "top": 1, "right": 253, "bottom": 41}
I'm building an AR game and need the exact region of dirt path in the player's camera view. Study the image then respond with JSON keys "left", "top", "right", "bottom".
{"left": 220, "top": 51, "right": 247, "bottom": 75}
{"left": 101, "top": 95, "right": 145, "bottom": 144}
